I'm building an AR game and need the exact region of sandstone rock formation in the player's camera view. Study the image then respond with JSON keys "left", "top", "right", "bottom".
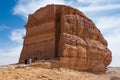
{"left": 19, "top": 5, "right": 112, "bottom": 72}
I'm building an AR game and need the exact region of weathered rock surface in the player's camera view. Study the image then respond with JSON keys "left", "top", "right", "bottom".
{"left": 19, "top": 5, "right": 112, "bottom": 72}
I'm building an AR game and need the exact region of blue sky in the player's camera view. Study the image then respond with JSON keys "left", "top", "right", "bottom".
{"left": 0, "top": 0, "right": 120, "bottom": 66}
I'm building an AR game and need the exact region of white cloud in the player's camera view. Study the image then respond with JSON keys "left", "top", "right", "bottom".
{"left": 9, "top": 28, "right": 25, "bottom": 44}
{"left": 96, "top": 15, "right": 120, "bottom": 31}
{"left": 0, "top": 28, "right": 25, "bottom": 65}
{"left": 105, "top": 29, "right": 120, "bottom": 67}
{"left": 0, "top": 46, "right": 22, "bottom": 65}
{"left": 94, "top": 15, "right": 120, "bottom": 67}
{"left": 77, "top": 0, "right": 120, "bottom": 5}
{"left": 0, "top": 24, "right": 9, "bottom": 30}
{"left": 13, "top": 0, "right": 120, "bottom": 19}
{"left": 78, "top": 4, "right": 120, "bottom": 12}
{"left": 13, "top": 0, "right": 65, "bottom": 19}
{"left": 77, "top": 0, "right": 100, "bottom": 5}
{"left": 76, "top": 0, "right": 120, "bottom": 12}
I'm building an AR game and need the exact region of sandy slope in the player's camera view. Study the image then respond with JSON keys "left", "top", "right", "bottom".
{"left": 0, "top": 63, "right": 120, "bottom": 80}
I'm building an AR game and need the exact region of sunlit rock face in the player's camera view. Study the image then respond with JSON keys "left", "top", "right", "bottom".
{"left": 19, "top": 5, "right": 112, "bottom": 72}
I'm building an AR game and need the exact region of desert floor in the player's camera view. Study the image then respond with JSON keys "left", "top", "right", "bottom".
{"left": 0, "top": 62, "right": 120, "bottom": 80}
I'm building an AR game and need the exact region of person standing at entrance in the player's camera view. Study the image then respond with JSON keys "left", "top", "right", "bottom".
{"left": 29, "top": 58, "right": 32, "bottom": 64}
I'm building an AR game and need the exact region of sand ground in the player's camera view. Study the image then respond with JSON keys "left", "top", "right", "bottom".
{"left": 0, "top": 62, "right": 120, "bottom": 80}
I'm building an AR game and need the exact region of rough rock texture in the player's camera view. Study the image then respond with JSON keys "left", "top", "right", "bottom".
{"left": 19, "top": 5, "right": 112, "bottom": 72}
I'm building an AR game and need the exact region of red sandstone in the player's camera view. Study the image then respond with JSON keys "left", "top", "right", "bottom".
{"left": 19, "top": 5, "right": 112, "bottom": 72}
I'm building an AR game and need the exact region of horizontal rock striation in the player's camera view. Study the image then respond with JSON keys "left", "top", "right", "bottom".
{"left": 19, "top": 5, "right": 112, "bottom": 72}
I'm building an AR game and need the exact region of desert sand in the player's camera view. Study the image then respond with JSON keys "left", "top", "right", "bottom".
{"left": 0, "top": 62, "right": 120, "bottom": 80}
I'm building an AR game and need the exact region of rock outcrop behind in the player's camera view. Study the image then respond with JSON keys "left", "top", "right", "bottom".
{"left": 19, "top": 5, "right": 112, "bottom": 72}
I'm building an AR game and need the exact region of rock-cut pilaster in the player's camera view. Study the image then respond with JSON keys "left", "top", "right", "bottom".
{"left": 19, "top": 5, "right": 112, "bottom": 72}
